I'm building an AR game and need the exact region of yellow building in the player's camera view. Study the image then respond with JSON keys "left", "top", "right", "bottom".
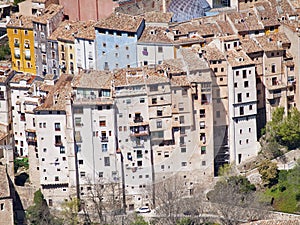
{"left": 7, "top": 15, "right": 36, "bottom": 74}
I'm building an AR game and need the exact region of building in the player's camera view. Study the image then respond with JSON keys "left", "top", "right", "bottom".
{"left": 18, "top": 0, "right": 59, "bottom": 16}
{"left": 227, "top": 49, "right": 259, "bottom": 164}
{"left": 71, "top": 70, "right": 122, "bottom": 212}
{"left": 7, "top": 14, "right": 36, "bottom": 74}
{"left": 34, "top": 74, "right": 77, "bottom": 208}
{"left": 59, "top": 0, "right": 118, "bottom": 21}
{"left": 74, "top": 21, "right": 97, "bottom": 71}
{"left": 32, "top": 4, "right": 64, "bottom": 76}
{"left": 95, "top": 13, "right": 145, "bottom": 71}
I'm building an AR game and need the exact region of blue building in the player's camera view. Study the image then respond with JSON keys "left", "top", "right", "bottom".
{"left": 95, "top": 13, "right": 145, "bottom": 71}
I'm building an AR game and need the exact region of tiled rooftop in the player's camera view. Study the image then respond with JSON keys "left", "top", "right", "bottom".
{"left": 138, "top": 26, "right": 174, "bottom": 43}
{"left": 32, "top": 4, "right": 63, "bottom": 24}
{"left": 72, "top": 70, "right": 113, "bottom": 89}
{"left": 202, "top": 44, "right": 226, "bottom": 61}
{"left": 48, "top": 20, "right": 86, "bottom": 42}
{"left": 95, "top": 13, "right": 144, "bottom": 33}
{"left": 9, "top": 73, "right": 36, "bottom": 85}
{"left": 227, "top": 9, "right": 264, "bottom": 32}
{"left": 7, "top": 14, "right": 34, "bottom": 29}
{"left": 74, "top": 21, "right": 96, "bottom": 41}
{"left": 254, "top": 32, "right": 290, "bottom": 51}
{"left": 160, "top": 59, "right": 186, "bottom": 74}
{"left": 144, "top": 11, "right": 173, "bottom": 23}
{"left": 227, "top": 49, "right": 254, "bottom": 67}
{"left": 35, "top": 74, "right": 73, "bottom": 111}
{"left": 216, "top": 20, "right": 235, "bottom": 35}
{"left": 179, "top": 48, "right": 209, "bottom": 72}
{"left": 240, "top": 38, "right": 263, "bottom": 54}
{"left": 254, "top": 1, "right": 280, "bottom": 27}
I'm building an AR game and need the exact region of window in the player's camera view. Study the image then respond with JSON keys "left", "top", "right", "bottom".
{"left": 181, "top": 147, "right": 186, "bottom": 153}
{"left": 55, "top": 123, "right": 60, "bottom": 131}
{"left": 55, "top": 135, "right": 62, "bottom": 146}
{"left": 156, "top": 120, "right": 162, "bottom": 128}
{"left": 99, "top": 172, "right": 103, "bottom": 178}
{"left": 179, "top": 116, "right": 184, "bottom": 124}
{"left": 249, "top": 105, "right": 253, "bottom": 110}
{"left": 152, "top": 98, "right": 157, "bottom": 104}
{"left": 202, "top": 161, "right": 206, "bottom": 166}
{"left": 60, "top": 146, "right": 65, "bottom": 154}
{"left": 49, "top": 199, "right": 53, "bottom": 207}
{"left": 244, "top": 81, "right": 249, "bottom": 88}
{"left": 158, "top": 46, "right": 163, "bottom": 53}
{"left": 181, "top": 162, "right": 187, "bottom": 167}
{"left": 240, "top": 107, "right": 244, "bottom": 115}
{"left": 14, "top": 29, "right": 18, "bottom": 34}
{"left": 201, "top": 146, "right": 206, "bottom": 154}
{"left": 200, "top": 121, "right": 205, "bottom": 129}
{"left": 237, "top": 93, "right": 242, "bottom": 102}
{"left": 75, "top": 117, "right": 82, "bottom": 126}
{"left": 99, "top": 120, "right": 106, "bottom": 127}
{"left": 55, "top": 176, "right": 59, "bottom": 181}
{"left": 157, "top": 110, "right": 162, "bottom": 116}
{"left": 126, "top": 99, "right": 131, "bottom": 104}
{"left": 137, "top": 161, "right": 142, "bottom": 166}
{"left": 103, "top": 42, "right": 106, "bottom": 47}
{"left": 216, "top": 111, "right": 220, "bottom": 118}
{"left": 80, "top": 172, "right": 85, "bottom": 177}
{"left": 271, "top": 64, "right": 276, "bottom": 73}
{"left": 236, "top": 71, "right": 239, "bottom": 76}
{"left": 200, "top": 109, "right": 205, "bottom": 118}
{"left": 79, "top": 160, "right": 83, "bottom": 165}
{"left": 104, "top": 157, "right": 110, "bottom": 166}
{"left": 243, "top": 70, "right": 247, "bottom": 78}
{"left": 150, "top": 85, "right": 158, "bottom": 92}
{"left": 0, "top": 203, "right": 4, "bottom": 211}
{"left": 102, "top": 144, "right": 108, "bottom": 152}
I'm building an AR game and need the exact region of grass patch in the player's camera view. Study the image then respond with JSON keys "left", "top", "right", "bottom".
{"left": 14, "top": 157, "right": 29, "bottom": 173}
{"left": 264, "top": 169, "right": 300, "bottom": 213}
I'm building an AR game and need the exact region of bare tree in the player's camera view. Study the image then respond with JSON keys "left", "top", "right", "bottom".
{"left": 80, "top": 177, "right": 123, "bottom": 224}
{"left": 207, "top": 176, "right": 270, "bottom": 225}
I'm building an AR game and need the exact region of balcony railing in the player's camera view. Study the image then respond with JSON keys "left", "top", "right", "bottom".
{"left": 130, "top": 130, "right": 149, "bottom": 137}
{"left": 73, "top": 97, "right": 113, "bottom": 105}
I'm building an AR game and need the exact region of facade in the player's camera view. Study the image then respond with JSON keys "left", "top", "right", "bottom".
{"left": 74, "top": 21, "right": 97, "bottom": 71}
{"left": 95, "top": 13, "right": 145, "bottom": 71}
{"left": 227, "top": 50, "right": 259, "bottom": 164}
{"left": 33, "top": 4, "right": 64, "bottom": 76}
{"left": 7, "top": 15, "right": 36, "bottom": 74}
{"left": 59, "top": 0, "right": 118, "bottom": 21}
{"left": 71, "top": 70, "right": 121, "bottom": 201}
{"left": 34, "top": 74, "right": 77, "bottom": 208}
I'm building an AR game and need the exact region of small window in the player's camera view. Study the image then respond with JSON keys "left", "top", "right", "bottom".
{"left": 54, "top": 123, "right": 60, "bottom": 131}
{"left": 244, "top": 81, "right": 249, "bottom": 88}
{"left": 79, "top": 160, "right": 83, "bottom": 165}
{"left": 181, "top": 162, "right": 187, "bottom": 167}
{"left": 140, "top": 98, "right": 145, "bottom": 103}
{"left": 201, "top": 146, "right": 206, "bottom": 154}
{"left": 158, "top": 46, "right": 163, "bottom": 53}
{"left": 104, "top": 157, "right": 110, "bottom": 166}
{"left": 99, "top": 120, "right": 106, "bottom": 127}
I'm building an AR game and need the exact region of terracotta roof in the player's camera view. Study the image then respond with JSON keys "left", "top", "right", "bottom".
{"left": 170, "top": 75, "right": 190, "bottom": 86}
{"left": 32, "top": 0, "right": 47, "bottom": 3}
{"left": 254, "top": 33, "right": 290, "bottom": 51}
{"left": 161, "top": 59, "right": 186, "bottom": 74}
{"left": 0, "top": 165, "right": 10, "bottom": 198}
{"left": 179, "top": 48, "right": 209, "bottom": 72}
{"left": 138, "top": 26, "right": 174, "bottom": 44}
{"left": 72, "top": 70, "right": 113, "bottom": 89}
{"left": 95, "top": 13, "right": 144, "bottom": 33}
{"left": 9, "top": 73, "right": 36, "bottom": 85}
{"left": 144, "top": 11, "right": 173, "bottom": 23}
{"left": 74, "top": 20, "right": 96, "bottom": 41}
{"left": 227, "top": 49, "right": 254, "bottom": 67}
{"left": 32, "top": 4, "right": 63, "bottom": 24}
{"left": 240, "top": 38, "right": 263, "bottom": 54}
{"left": 202, "top": 44, "right": 226, "bottom": 61}
{"left": 216, "top": 20, "right": 235, "bottom": 35}
{"left": 7, "top": 14, "right": 34, "bottom": 29}
{"left": 28, "top": 81, "right": 53, "bottom": 94}
{"left": 35, "top": 74, "right": 73, "bottom": 111}
{"left": 227, "top": 10, "right": 264, "bottom": 32}
{"left": 254, "top": 1, "right": 280, "bottom": 27}
{"left": 48, "top": 21, "right": 86, "bottom": 42}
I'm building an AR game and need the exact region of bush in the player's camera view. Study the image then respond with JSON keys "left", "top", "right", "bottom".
{"left": 14, "top": 158, "right": 29, "bottom": 173}
{"left": 279, "top": 185, "right": 286, "bottom": 192}
{"left": 295, "top": 193, "right": 300, "bottom": 201}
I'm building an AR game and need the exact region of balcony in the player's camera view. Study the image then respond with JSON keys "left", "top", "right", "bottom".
{"left": 101, "top": 136, "right": 108, "bottom": 142}
{"left": 73, "top": 96, "right": 113, "bottom": 106}
{"left": 130, "top": 126, "right": 149, "bottom": 137}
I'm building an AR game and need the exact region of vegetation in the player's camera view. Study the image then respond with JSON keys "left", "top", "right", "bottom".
{"left": 130, "top": 214, "right": 148, "bottom": 225}
{"left": 13, "top": 0, "right": 25, "bottom": 6}
{"left": 258, "top": 159, "right": 279, "bottom": 187}
{"left": 263, "top": 162, "right": 300, "bottom": 213}
{"left": 263, "top": 107, "right": 300, "bottom": 151}
{"left": 60, "top": 198, "right": 79, "bottom": 225}
{"left": 26, "top": 189, "right": 62, "bottom": 225}
{"left": 0, "top": 43, "right": 11, "bottom": 60}
{"left": 14, "top": 157, "right": 29, "bottom": 173}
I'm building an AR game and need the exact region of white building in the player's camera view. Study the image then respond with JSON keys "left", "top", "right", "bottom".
{"left": 227, "top": 49, "right": 259, "bottom": 164}
{"left": 74, "top": 21, "right": 97, "bottom": 71}
{"left": 71, "top": 70, "right": 121, "bottom": 196}
{"left": 34, "top": 74, "right": 77, "bottom": 208}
